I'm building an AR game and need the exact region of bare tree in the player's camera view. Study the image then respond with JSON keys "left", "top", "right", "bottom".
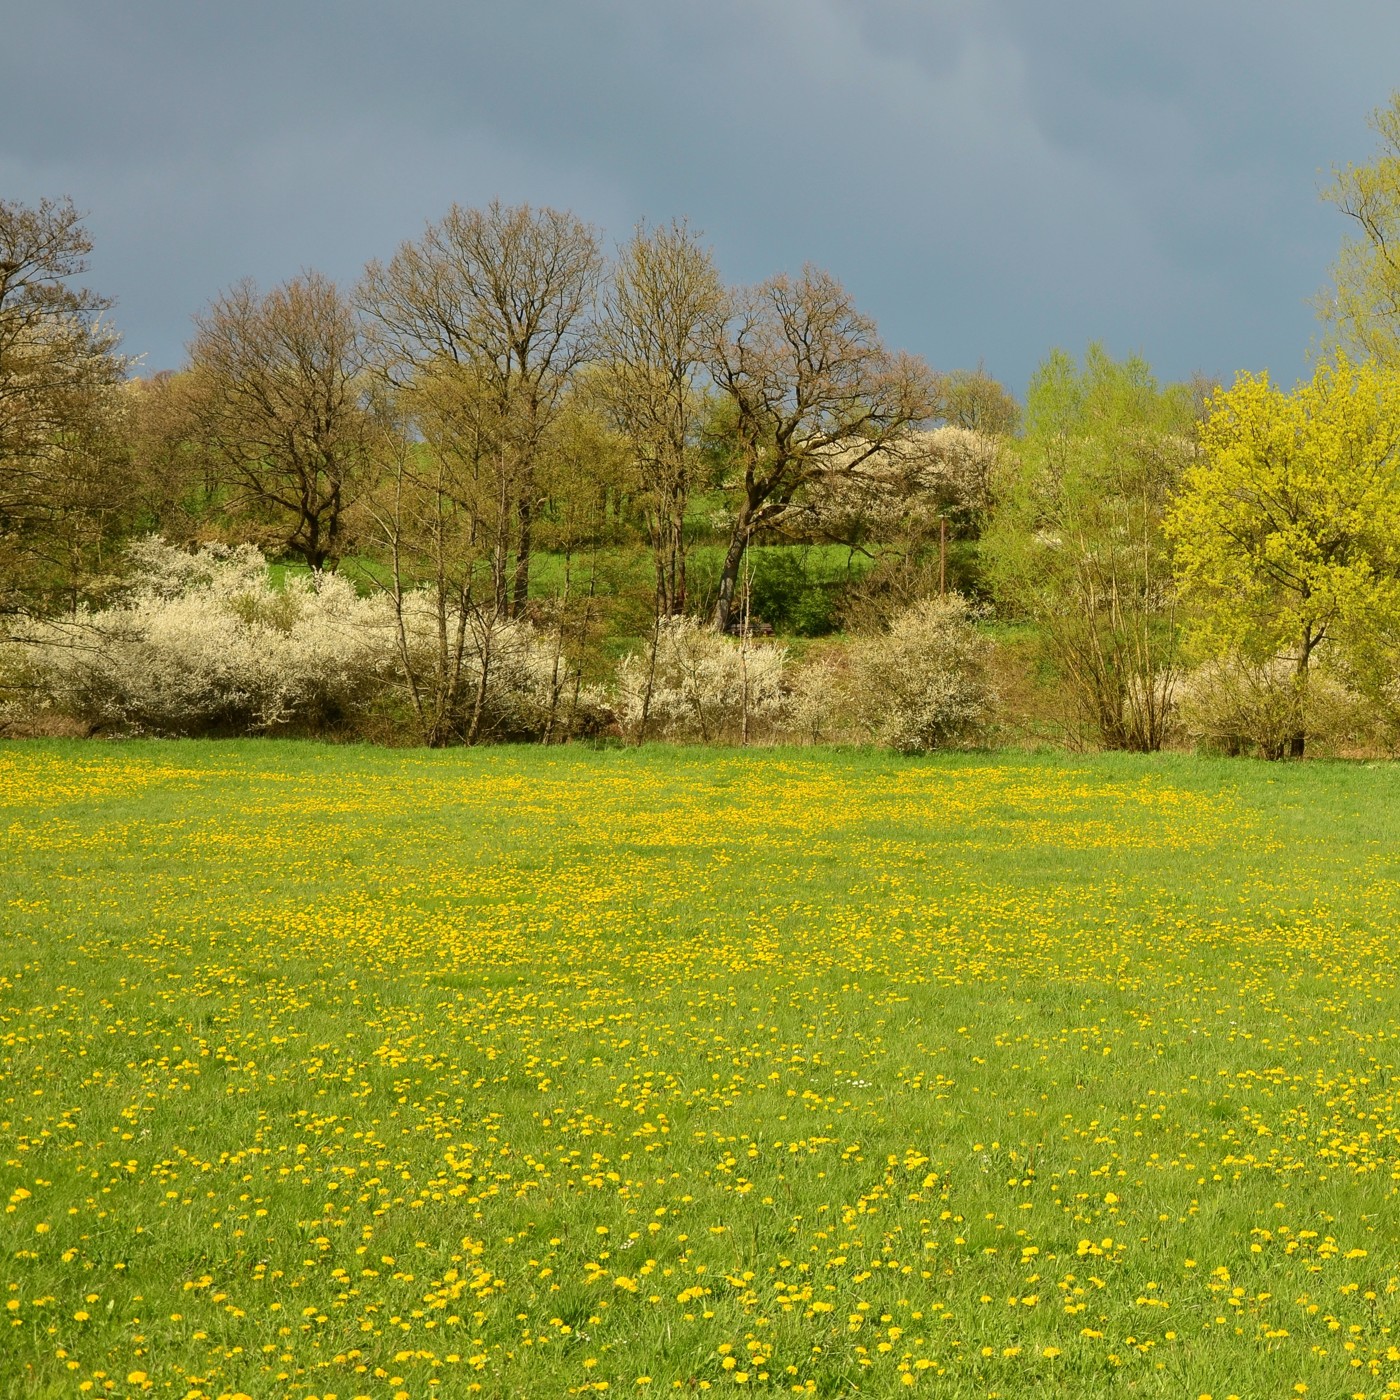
{"left": 402, "top": 358, "right": 525, "bottom": 616}
{"left": 706, "top": 266, "right": 940, "bottom": 632}
{"left": 363, "top": 390, "right": 496, "bottom": 747}
{"left": 941, "top": 363, "right": 1019, "bottom": 437}
{"left": 593, "top": 219, "right": 724, "bottom": 617}
{"left": 0, "top": 197, "right": 126, "bottom": 619}
{"left": 190, "top": 271, "right": 372, "bottom": 570}
{"left": 360, "top": 201, "right": 602, "bottom": 617}
{"left": 121, "top": 370, "right": 223, "bottom": 546}
{"left": 362, "top": 383, "right": 617, "bottom": 748}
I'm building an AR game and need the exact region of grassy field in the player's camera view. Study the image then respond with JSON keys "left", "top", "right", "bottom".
{"left": 3, "top": 743, "right": 1400, "bottom": 1399}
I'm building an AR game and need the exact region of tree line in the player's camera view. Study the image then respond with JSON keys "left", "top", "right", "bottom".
{"left": 5, "top": 90, "right": 1400, "bottom": 756}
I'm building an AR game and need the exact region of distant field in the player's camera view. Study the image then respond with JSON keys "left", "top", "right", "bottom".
{"left": 4, "top": 743, "right": 1400, "bottom": 1398}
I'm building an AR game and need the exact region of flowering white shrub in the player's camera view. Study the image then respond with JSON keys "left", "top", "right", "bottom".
{"left": 844, "top": 595, "right": 994, "bottom": 752}
{"left": 1176, "top": 655, "right": 1363, "bottom": 758}
{"left": 2, "top": 538, "right": 615, "bottom": 743}
{"left": 615, "top": 615, "right": 788, "bottom": 742}
{"left": 810, "top": 426, "right": 1004, "bottom": 538}
{"left": 781, "top": 650, "right": 849, "bottom": 745}
{"left": 5, "top": 538, "right": 397, "bottom": 736}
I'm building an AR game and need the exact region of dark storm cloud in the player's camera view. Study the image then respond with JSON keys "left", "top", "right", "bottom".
{"left": 3, "top": 0, "right": 1397, "bottom": 394}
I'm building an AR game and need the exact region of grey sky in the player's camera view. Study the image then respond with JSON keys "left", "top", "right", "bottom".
{"left": 3, "top": 1, "right": 1397, "bottom": 398}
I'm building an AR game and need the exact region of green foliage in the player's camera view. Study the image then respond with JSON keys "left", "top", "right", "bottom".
{"left": 684, "top": 545, "right": 867, "bottom": 637}
{"left": 742, "top": 548, "right": 857, "bottom": 636}
{"left": 983, "top": 344, "right": 1197, "bottom": 751}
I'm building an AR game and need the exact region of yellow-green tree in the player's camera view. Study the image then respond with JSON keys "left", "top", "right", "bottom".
{"left": 1165, "top": 354, "right": 1400, "bottom": 756}
{"left": 1323, "top": 90, "right": 1400, "bottom": 365}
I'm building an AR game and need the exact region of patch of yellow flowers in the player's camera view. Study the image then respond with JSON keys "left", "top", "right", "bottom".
{"left": 2, "top": 743, "right": 1399, "bottom": 1397}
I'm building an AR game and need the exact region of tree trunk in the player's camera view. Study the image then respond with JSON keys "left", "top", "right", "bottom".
{"left": 1289, "top": 640, "right": 1312, "bottom": 759}
{"left": 323, "top": 476, "right": 343, "bottom": 571}
{"left": 300, "top": 505, "right": 327, "bottom": 571}
{"left": 512, "top": 494, "right": 532, "bottom": 620}
{"left": 492, "top": 463, "right": 510, "bottom": 617}
{"left": 712, "top": 500, "right": 753, "bottom": 633}
{"left": 467, "top": 622, "right": 492, "bottom": 746}
{"left": 648, "top": 483, "right": 686, "bottom": 619}
{"left": 739, "top": 568, "right": 751, "bottom": 746}
{"left": 543, "top": 557, "right": 571, "bottom": 745}
{"left": 653, "top": 546, "right": 670, "bottom": 622}
{"left": 636, "top": 612, "right": 661, "bottom": 747}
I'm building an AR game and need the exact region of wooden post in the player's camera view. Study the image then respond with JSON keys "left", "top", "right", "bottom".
{"left": 939, "top": 516, "right": 947, "bottom": 599}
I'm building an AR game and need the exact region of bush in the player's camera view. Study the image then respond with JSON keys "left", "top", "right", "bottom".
{"left": 686, "top": 548, "right": 853, "bottom": 638}
{"left": 4, "top": 539, "right": 397, "bottom": 737}
{"left": 781, "top": 649, "right": 849, "bottom": 745}
{"left": 615, "top": 616, "right": 788, "bottom": 742}
{"left": 2, "top": 539, "right": 621, "bottom": 745}
{"left": 744, "top": 551, "right": 848, "bottom": 637}
{"left": 1175, "top": 656, "right": 1364, "bottom": 758}
{"left": 843, "top": 595, "right": 995, "bottom": 752}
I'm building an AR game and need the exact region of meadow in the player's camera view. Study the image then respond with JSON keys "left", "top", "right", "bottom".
{"left": 3, "top": 742, "right": 1400, "bottom": 1399}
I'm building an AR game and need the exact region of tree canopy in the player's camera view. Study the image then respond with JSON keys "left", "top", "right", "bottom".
{"left": 1324, "top": 90, "right": 1400, "bottom": 366}
{"left": 983, "top": 344, "right": 1197, "bottom": 750}
{"left": 1165, "top": 354, "right": 1400, "bottom": 754}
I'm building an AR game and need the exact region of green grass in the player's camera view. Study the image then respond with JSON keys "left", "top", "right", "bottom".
{"left": 4, "top": 743, "right": 1400, "bottom": 1398}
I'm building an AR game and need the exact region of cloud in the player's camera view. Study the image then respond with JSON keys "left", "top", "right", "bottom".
{"left": 3, "top": 0, "right": 1397, "bottom": 390}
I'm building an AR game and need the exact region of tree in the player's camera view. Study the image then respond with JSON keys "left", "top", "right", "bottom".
{"left": 531, "top": 393, "right": 629, "bottom": 740}
{"left": 813, "top": 424, "right": 1006, "bottom": 629}
{"left": 0, "top": 196, "right": 126, "bottom": 619}
{"left": 362, "top": 389, "right": 501, "bottom": 747}
{"left": 593, "top": 219, "right": 724, "bottom": 618}
{"left": 1322, "top": 90, "right": 1400, "bottom": 366}
{"left": 361, "top": 391, "right": 610, "bottom": 749}
{"left": 360, "top": 201, "right": 602, "bottom": 617}
{"left": 121, "top": 371, "right": 223, "bottom": 546}
{"left": 984, "top": 345, "right": 1196, "bottom": 751}
{"left": 1164, "top": 353, "right": 1400, "bottom": 757}
{"left": 189, "top": 271, "right": 373, "bottom": 570}
{"left": 705, "top": 266, "right": 939, "bottom": 632}
{"left": 942, "top": 363, "right": 1019, "bottom": 437}
{"left": 393, "top": 356, "right": 529, "bottom": 619}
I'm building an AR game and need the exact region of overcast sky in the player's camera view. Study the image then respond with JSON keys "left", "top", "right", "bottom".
{"left": 4, "top": 1, "right": 1398, "bottom": 399}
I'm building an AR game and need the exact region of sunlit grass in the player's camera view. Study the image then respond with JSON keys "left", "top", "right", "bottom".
{"left": 4, "top": 742, "right": 1400, "bottom": 1397}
